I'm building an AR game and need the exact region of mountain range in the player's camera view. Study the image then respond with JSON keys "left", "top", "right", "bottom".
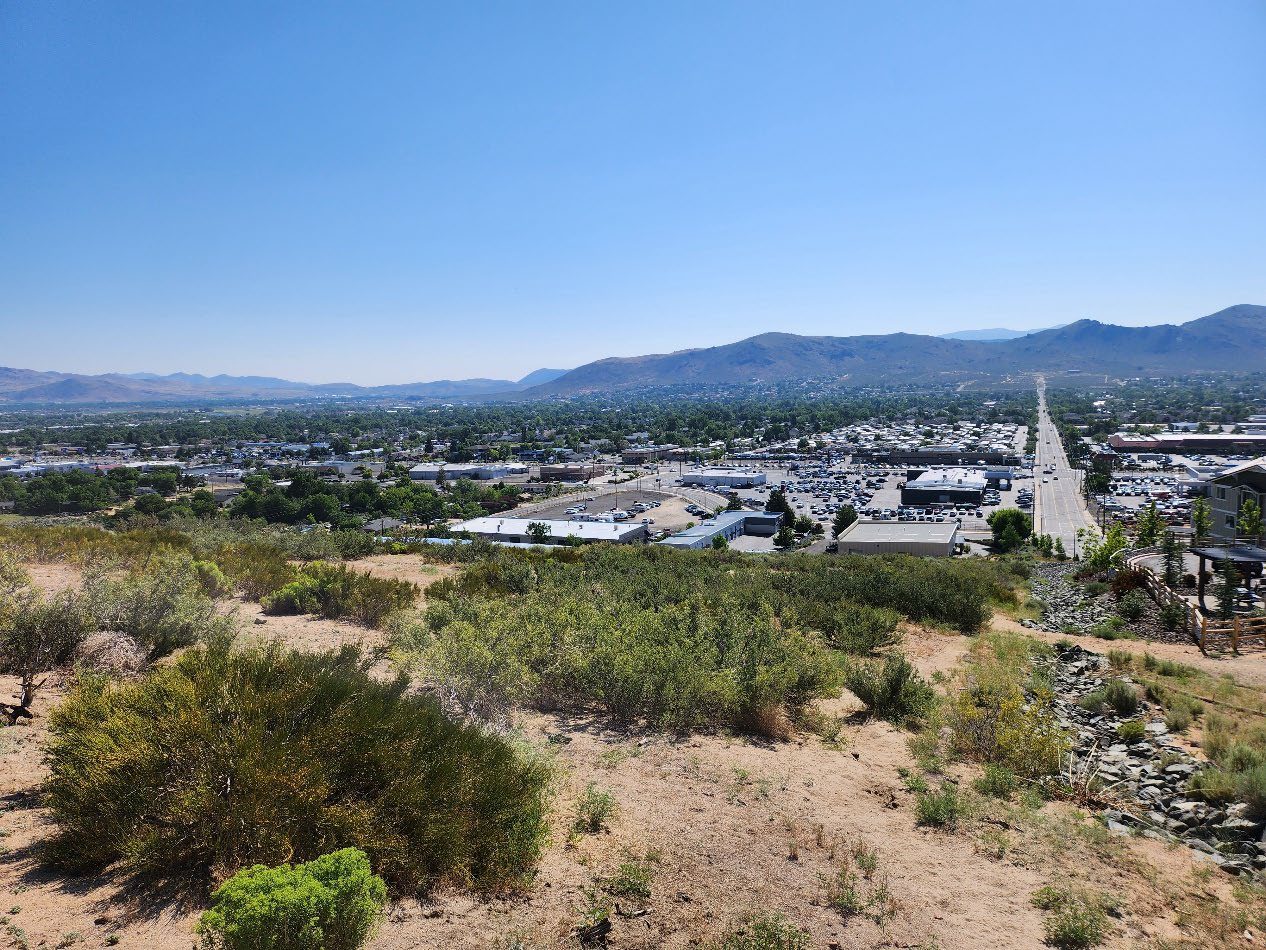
{"left": 0, "top": 367, "right": 570, "bottom": 405}
{"left": 939, "top": 325, "right": 1068, "bottom": 341}
{"left": 1, "top": 305, "right": 1263, "bottom": 405}
{"left": 523, "top": 305, "right": 1266, "bottom": 395}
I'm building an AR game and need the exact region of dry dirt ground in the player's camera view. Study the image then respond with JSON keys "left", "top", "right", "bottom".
{"left": 4, "top": 560, "right": 1266, "bottom": 948}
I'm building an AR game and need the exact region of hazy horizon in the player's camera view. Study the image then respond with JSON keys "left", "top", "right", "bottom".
{"left": 4, "top": 2, "right": 1265, "bottom": 384}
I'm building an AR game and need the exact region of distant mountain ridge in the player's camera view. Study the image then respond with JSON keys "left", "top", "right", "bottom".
{"left": 523, "top": 305, "right": 1266, "bottom": 395}
{"left": 939, "top": 324, "right": 1068, "bottom": 341}
{"left": 0, "top": 366, "right": 570, "bottom": 405}
{"left": 2, "top": 306, "right": 1263, "bottom": 404}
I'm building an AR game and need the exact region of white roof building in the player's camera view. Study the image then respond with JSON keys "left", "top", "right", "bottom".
{"left": 453, "top": 516, "right": 648, "bottom": 545}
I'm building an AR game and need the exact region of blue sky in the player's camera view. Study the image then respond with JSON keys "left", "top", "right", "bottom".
{"left": 3, "top": 1, "right": 1264, "bottom": 384}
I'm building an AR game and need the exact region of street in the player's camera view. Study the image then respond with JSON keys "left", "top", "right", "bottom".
{"left": 1033, "top": 377, "right": 1098, "bottom": 553}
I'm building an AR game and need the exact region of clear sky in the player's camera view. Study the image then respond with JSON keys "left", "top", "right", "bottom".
{"left": 3, "top": 1, "right": 1265, "bottom": 384}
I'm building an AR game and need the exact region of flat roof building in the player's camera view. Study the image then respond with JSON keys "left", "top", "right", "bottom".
{"left": 657, "top": 510, "right": 783, "bottom": 549}
{"left": 679, "top": 468, "right": 768, "bottom": 489}
{"left": 539, "top": 463, "right": 606, "bottom": 482}
{"left": 409, "top": 463, "right": 527, "bottom": 481}
{"left": 835, "top": 520, "right": 960, "bottom": 557}
{"left": 453, "top": 516, "right": 648, "bottom": 545}
{"left": 900, "top": 468, "right": 987, "bottom": 506}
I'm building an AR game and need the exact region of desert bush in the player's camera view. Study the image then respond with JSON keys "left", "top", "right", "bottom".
{"left": 0, "top": 589, "right": 94, "bottom": 723}
{"left": 1164, "top": 704, "right": 1195, "bottom": 734}
{"left": 830, "top": 604, "right": 902, "bottom": 655}
{"left": 1078, "top": 680, "right": 1139, "bottom": 718}
{"left": 845, "top": 654, "right": 935, "bottom": 726}
{"left": 262, "top": 561, "right": 417, "bottom": 627}
{"left": 712, "top": 914, "right": 808, "bottom": 950}
{"left": 948, "top": 684, "right": 1069, "bottom": 778}
{"left": 197, "top": 848, "right": 387, "bottom": 950}
{"left": 191, "top": 560, "right": 232, "bottom": 597}
{"left": 972, "top": 764, "right": 1019, "bottom": 799}
{"left": 1115, "top": 720, "right": 1146, "bottom": 743}
{"left": 914, "top": 782, "right": 963, "bottom": 828}
{"left": 1031, "top": 886, "right": 1110, "bottom": 949}
{"left": 45, "top": 637, "right": 550, "bottom": 890}
{"left": 82, "top": 560, "right": 234, "bottom": 660}
{"left": 1082, "top": 581, "right": 1109, "bottom": 598}
{"left": 574, "top": 784, "right": 617, "bottom": 834}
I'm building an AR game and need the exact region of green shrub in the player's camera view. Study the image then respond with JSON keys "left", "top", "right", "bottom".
{"left": 1115, "top": 720, "right": 1146, "bottom": 743}
{"left": 191, "top": 560, "right": 232, "bottom": 598}
{"left": 197, "top": 849, "right": 386, "bottom": 950}
{"left": 831, "top": 604, "right": 902, "bottom": 655}
{"left": 972, "top": 764, "right": 1018, "bottom": 800}
{"left": 1079, "top": 680, "right": 1139, "bottom": 718}
{"left": 1082, "top": 582, "right": 1109, "bottom": 598}
{"left": 1116, "top": 590, "right": 1147, "bottom": 621}
{"left": 82, "top": 561, "right": 234, "bottom": 660}
{"left": 262, "top": 562, "right": 417, "bottom": 627}
{"left": 1032, "top": 886, "right": 1110, "bottom": 949}
{"left": 1159, "top": 601, "right": 1186, "bottom": 631}
{"left": 915, "top": 782, "right": 963, "bottom": 828}
{"left": 574, "top": 784, "right": 617, "bottom": 834}
{"left": 845, "top": 654, "right": 935, "bottom": 727}
{"left": 712, "top": 914, "right": 808, "bottom": 950}
{"left": 1164, "top": 705, "right": 1193, "bottom": 733}
{"left": 45, "top": 637, "right": 550, "bottom": 891}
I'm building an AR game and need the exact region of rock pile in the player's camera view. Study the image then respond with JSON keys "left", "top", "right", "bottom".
{"left": 1021, "top": 562, "right": 1114, "bottom": 634}
{"left": 1047, "top": 641, "right": 1264, "bottom": 876}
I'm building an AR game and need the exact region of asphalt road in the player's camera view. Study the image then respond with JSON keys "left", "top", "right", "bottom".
{"left": 1034, "top": 378, "right": 1097, "bottom": 553}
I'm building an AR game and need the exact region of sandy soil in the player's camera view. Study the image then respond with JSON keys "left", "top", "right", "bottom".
{"left": 2, "top": 563, "right": 1263, "bottom": 948}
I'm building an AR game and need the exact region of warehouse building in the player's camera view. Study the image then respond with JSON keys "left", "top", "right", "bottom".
{"left": 657, "top": 510, "right": 783, "bottom": 549}
{"left": 679, "top": 467, "right": 768, "bottom": 489}
{"left": 453, "top": 516, "right": 648, "bottom": 545}
{"left": 621, "top": 443, "right": 679, "bottom": 464}
{"left": 900, "top": 468, "right": 987, "bottom": 506}
{"left": 834, "top": 520, "right": 960, "bottom": 557}
{"left": 409, "top": 463, "right": 527, "bottom": 481}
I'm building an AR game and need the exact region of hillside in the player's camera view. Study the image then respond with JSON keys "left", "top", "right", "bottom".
{"left": 527, "top": 304, "right": 1266, "bottom": 395}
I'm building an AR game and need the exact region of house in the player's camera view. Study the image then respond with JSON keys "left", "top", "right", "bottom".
{"left": 1208, "top": 457, "right": 1266, "bottom": 541}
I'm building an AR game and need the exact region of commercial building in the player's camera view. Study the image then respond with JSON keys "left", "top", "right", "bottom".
{"left": 657, "top": 511, "right": 783, "bottom": 550}
{"left": 900, "top": 468, "right": 987, "bottom": 506}
{"left": 453, "top": 516, "right": 648, "bottom": 545}
{"left": 1208, "top": 457, "right": 1266, "bottom": 542}
{"left": 834, "top": 520, "right": 960, "bottom": 557}
{"left": 1109, "top": 432, "right": 1266, "bottom": 456}
{"left": 539, "top": 463, "right": 606, "bottom": 482}
{"left": 679, "top": 468, "right": 768, "bottom": 489}
{"left": 853, "top": 448, "right": 1021, "bottom": 467}
{"left": 621, "top": 443, "right": 679, "bottom": 464}
{"left": 409, "top": 463, "right": 527, "bottom": 481}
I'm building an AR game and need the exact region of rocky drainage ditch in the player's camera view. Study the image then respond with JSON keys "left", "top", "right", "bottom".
{"left": 1044, "top": 642, "right": 1263, "bottom": 876}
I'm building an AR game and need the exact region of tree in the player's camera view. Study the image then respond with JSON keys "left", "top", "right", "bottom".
{"left": 1134, "top": 502, "right": 1164, "bottom": 547}
{"left": 832, "top": 505, "right": 858, "bottom": 538}
{"left": 1161, "top": 530, "right": 1183, "bottom": 588}
{"left": 987, "top": 508, "right": 1032, "bottom": 552}
{"left": 1053, "top": 537, "right": 1066, "bottom": 560}
{"left": 725, "top": 493, "right": 744, "bottom": 512}
{"left": 525, "top": 521, "right": 551, "bottom": 545}
{"left": 1080, "top": 523, "right": 1128, "bottom": 572}
{"left": 1190, "top": 496, "right": 1212, "bottom": 549}
{"left": 1238, "top": 497, "right": 1264, "bottom": 546}
{"left": 1215, "top": 557, "right": 1240, "bottom": 620}
{"left": 711, "top": 534, "right": 729, "bottom": 550}
{"left": 773, "top": 526, "right": 797, "bottom": 550}
{"left": 766, "top": 488, "right": 793, "bottom": 527}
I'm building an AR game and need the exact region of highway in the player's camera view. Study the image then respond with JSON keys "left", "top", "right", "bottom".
{"left": 1033, "top": 377, "right": 1098, "bottom": 554}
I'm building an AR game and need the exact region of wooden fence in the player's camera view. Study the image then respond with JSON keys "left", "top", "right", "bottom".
{"left": 1124, "top": 548, "right": 1266, "bottom": 654}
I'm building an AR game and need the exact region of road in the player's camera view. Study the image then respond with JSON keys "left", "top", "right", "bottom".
{"left": 1033, "top": 377, "right": 1097, "bottom": 554}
